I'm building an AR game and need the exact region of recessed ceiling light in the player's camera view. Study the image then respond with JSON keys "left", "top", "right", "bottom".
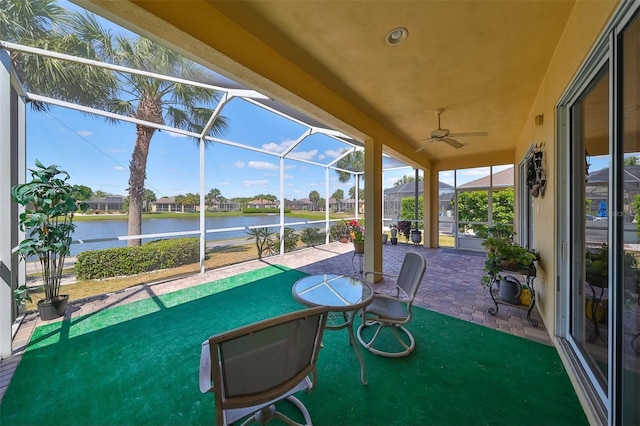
{"left": 386, "top": 27, "right": 408, "bottom": 45}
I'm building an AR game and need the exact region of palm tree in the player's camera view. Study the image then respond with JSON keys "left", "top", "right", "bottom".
{"left": 394, "top": 174, "right": 423, "bottom": 186}
{"left": 335, "top": 151, "right": 364, "bottom": 185}
{"left": 331, "top": 189, "right": 344, "bottom": 212}
{"left": 335, "top": 151, "right": 364, "bottom": 214}
{"left": 143, "top": 189, "right": 156, "bottom": 213}
{"left": 0, "top": 0, "right": 116, "bottom": 110}
{"left": 71, "top": 14, "right": 228, "bottom": 244}
{"left": 3, "top": 6, "right": 229, "bottom": 245}
{"left": 309, "top": 190, "right": 320, "bottom": 211}
{"left": 206, "top": 188, "right": 222, "bottom": 210}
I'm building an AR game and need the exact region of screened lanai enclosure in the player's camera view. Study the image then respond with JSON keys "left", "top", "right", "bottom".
{"left": 0, "top": 13, "right": 420, "bottom": 349}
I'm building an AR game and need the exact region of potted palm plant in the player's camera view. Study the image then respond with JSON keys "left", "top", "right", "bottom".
{"left": 12, "top": 160, "right": 88, "bottom": 320}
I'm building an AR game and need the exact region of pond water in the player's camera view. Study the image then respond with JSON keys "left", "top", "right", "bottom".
{"left": 70, "top": 214, "right": 333, "bottom": 255}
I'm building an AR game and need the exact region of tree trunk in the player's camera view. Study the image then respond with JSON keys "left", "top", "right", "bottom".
{"left": 127, "top": 124, "right": 155, "bottom": 246}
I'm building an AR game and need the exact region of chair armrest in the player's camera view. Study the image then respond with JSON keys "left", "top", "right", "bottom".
{"left": 372, "top": 293, "right": 411, "bottom": 304}
{"left": 199, "top": 341, "right": 214, "bottom": 394}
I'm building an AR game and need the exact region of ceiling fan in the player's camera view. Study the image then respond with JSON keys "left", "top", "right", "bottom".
{"left": 416, "top": 109, "right": 488, "bottom": 151}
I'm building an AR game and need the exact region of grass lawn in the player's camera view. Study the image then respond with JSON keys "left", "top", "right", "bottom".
{"left": 24, "top": 242, "right": 259, "bottom": 311}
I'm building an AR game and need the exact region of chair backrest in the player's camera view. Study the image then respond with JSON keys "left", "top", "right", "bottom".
{"left": 202, "top": 306, "right": 329, "bottom": 419}
{"left": 396, "top": 251, "right": 427, "bottom": 300}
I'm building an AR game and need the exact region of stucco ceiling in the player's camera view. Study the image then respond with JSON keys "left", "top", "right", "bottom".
{"left": 78, "top": 0, "right": 577, "bottom": 167}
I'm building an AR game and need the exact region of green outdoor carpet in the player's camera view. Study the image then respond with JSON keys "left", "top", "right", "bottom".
{"left": 1, "top": 265, "right": 587, "bottom": 425}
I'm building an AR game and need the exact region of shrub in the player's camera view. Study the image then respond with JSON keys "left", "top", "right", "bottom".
{"left": 246, "top": 227, "right": 276, "bottom": 259}
{"left": 273, "top": 227, "right": 299, "bottom": 253}
{"left": 397, "top": 221, "right": 412, "bottom": 240}
{"left": 75, "top": 237, "right": 199, "bottom": 279}
{"left": 329, "top": 222, "right": 346, "bottom": 241}
{"left": 300, "top": 227, "right": 326, "bottom": 246}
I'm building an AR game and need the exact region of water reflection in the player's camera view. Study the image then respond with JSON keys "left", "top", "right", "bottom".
{"left": 70, "top": 215, "right": 326, "bottom": 255}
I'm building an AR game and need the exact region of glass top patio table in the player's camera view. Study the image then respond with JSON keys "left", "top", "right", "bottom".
{"left": 292, "top": 274, "right": 373, "bottom": 311}
{"left": 292, "top": 274, "right": 374, "bottom": 385}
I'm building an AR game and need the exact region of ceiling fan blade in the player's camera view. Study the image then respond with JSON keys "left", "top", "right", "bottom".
{"left": 443, "top": 138, "right": 464, "bottom": 149}
{"left": 447, "top": 131, "right": 488, "bottom": 138}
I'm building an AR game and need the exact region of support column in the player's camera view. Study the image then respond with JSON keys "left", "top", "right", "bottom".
{"left": 364, "top": 139, "right": 382, "bottom": 281}
{"left": 0, "top": 50, "right": 22, "bottom": 358}
{"left": 428, "top": 168, "right": 439, "bottom": 248}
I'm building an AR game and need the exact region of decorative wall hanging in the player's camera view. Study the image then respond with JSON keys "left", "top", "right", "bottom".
{"left": 526, "top": 143, "right": 547, "bottom": 198}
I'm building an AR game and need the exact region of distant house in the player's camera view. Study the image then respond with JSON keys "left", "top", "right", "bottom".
{"left": 246, "top": 197, "right": 279, "bottom": 209}
{"left": 152, "top": 196, "right": 200, "bottom": 212}
{"left": 586, "top": 165, "right": 640, "bottom": 220}
{"left": 458, "top": 167, "right": 514, "bottom": 188}
{"left": 86, "top": 195, "right": 126, "bottom": 212}
{"left": 286, "top": 198, "right": 314, "bottom": 211}
{"left": 214, "top": 200, "right": 242, "bottom": 212}
{"left": 153, "top": 197, "right": 178, "bottom": 212}
{"left": 384, "top": 181, "right": 453, "bottom": 219}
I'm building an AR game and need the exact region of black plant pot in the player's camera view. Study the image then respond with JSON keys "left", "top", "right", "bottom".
{"left": 390, "top": 237, "right": 398, "bottom": 245}
{"left": 38, "top": 295, "right": 69, "bottom": 321}
{"left": 411, "top": 230, "right": 422, "bottom": 244}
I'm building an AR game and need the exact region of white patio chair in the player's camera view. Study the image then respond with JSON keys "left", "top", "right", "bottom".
{"left": 356, "top": 251, "right": 427, "bottom": 357}
{"left": 199, "top": 306, "right": 329, "bottom": 425}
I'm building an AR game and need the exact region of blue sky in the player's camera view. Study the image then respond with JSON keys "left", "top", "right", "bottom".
{"left": 24, "top": 1, "right": 520, "bottom": 201}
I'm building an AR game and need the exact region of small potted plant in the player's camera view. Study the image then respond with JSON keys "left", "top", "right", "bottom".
{"left": 338, "top": 220, "right": 350, "bottom": 243}
{"left": 481, "top": 225, "right": 538, "bottom": 287}
{"left": 397, "top": 220, "right": 412, "bottom": 243}
{"left": 12, "top": 160, "right": 88, "bottom": 320}
{"left": 390, "top": 224, "right": 398, "bottom": 245}
{"left": 349, "top": 219, "right": 365, "bottom": 253}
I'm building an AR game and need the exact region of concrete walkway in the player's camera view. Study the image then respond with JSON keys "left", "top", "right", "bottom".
{"left": 1, "top": 241, "right": 550, "bottom": 401}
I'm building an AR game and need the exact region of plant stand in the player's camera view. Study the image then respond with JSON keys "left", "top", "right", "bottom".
{"left": 585, "top": 280, "right": 607, "bottom": 343}
{"left": 487, "top": 263, "right": 538, "bottom": 327}
{"left": 352, "top": 252, "right": 364, "bottom": 278}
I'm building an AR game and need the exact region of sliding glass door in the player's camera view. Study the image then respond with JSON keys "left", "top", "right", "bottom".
{"left": 568, "top": 65, "right": 610, "bottom": 397}
{"left": 561, "top": 5, "right": 640, "bottom": 423}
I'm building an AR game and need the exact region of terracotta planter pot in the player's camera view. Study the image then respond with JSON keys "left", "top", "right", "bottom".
{"left": 353, "top": 241, "right": 365, "bottom": 254}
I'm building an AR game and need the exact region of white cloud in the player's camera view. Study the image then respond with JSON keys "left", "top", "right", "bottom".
{"left": 248, "top": 161, "right": 278, "bottom": 170}
{"left": 288, "top": 149, "right": 318, "bottom": 161}
{"left": 244, "top": 179, "right": 269, "bottom": 187}
{"left": 262, "top": 140, "right": 294, "bottom": 153}
{"left": 76, "top": 130, "right": 93, "bottom": 137}
{"left": 220, "top": 182, "right": 231, "bottom": 186}
{"left": 114, "top": 166, "right": 126, "bottom": 171}
{"left": 284, "top": 174, "right": 294, "bottom": 179}
{"left": 318, "top": 154, "right": 326, "bottom": 160}
{"left": 166, "top": 131, "right": 188, "bottom": 138}
{"left": 234, "top": 161, "right": 246, "bottom": 168}
{"left": 309, "top": 182, "right": 319, "bottom": 187}
{"left": 325, "top": 149, "right": 343, "bottom": 158}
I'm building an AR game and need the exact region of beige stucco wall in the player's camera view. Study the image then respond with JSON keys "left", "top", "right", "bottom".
{"left": 516, "top": 0, "right": 619, "bottom": 340}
